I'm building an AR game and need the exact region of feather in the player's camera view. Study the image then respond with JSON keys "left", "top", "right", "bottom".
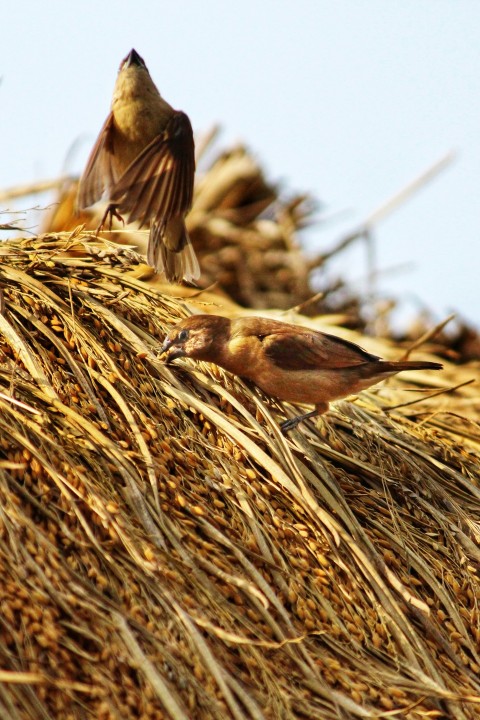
{"left": 76, "top": 114, "right": 118, "bottom": 210}
{"left": 110, "top": 112, "right": 194, "bottom": 227}
{"left": 231, "top": 317, "right": 380, "bottom": 370}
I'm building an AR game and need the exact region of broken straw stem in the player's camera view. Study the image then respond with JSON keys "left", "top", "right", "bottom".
{"left": 311, "top": 150, "right": 456, "bottom": 268}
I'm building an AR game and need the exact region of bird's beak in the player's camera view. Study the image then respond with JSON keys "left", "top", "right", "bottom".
{"left": 160, "top": 338, "right": 185, "bottom": 363}
{"left": 124, "top": 49, "right": 144, "bottom": 68}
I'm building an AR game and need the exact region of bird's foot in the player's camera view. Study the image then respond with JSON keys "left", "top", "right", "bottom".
{"left": 97, "top": 204, "right": 125, "bottom": 234}
{"left": 280, "top": 409, "right": 319, "bottom": 435}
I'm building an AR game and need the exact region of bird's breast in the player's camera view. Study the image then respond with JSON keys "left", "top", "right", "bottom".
{"left": 112, "top": 100, "right": 161, "bottom": 141}
{"left": 221, "top": 337, "right": 264, "bottom": 377}
{"left": 222, "top": 337, "right": 316, "bottom": 402}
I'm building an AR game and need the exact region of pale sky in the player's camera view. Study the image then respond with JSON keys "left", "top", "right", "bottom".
{"left": 1, "top": 1, "right": 479, "bottom": 327}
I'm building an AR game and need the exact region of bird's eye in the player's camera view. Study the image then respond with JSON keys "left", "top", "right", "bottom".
{"left": 178, "top": 329, "right": 189, "bottom": 342}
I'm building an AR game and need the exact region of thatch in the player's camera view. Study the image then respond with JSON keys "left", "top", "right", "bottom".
{"left": 0, "top": 134, "right": 479, "bottom": 719}
{"left": 0, "top": 228, "right": 479, "bottom": 719}
{"left": 39, "top": 140, "right": 318, "bottom": 315}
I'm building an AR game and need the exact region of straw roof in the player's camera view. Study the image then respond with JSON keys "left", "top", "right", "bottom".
{"left": 0, "top": 143, "right": 479, "bottom": 719}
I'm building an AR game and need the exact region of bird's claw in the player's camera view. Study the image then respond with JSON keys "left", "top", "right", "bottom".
{"left": 280, "top": 417, "right": 302, "bottom": 434}
{"left": 97, "top": 204, "right": 125, "bottom": 234}
{"left": 280, "top": 409, "right": 320, "bottom": 434}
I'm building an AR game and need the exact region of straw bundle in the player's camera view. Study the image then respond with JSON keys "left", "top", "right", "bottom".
{"left": 0, "top": 134, "right": 478, "bottom": 719}
{"left": 40, "top": 140, "right": 320, "bottom": 314}
{"left": 0, "top": 227, "right": 478, "bottom": 719}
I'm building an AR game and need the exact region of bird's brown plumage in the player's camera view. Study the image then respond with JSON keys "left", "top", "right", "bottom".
{"left": 77, "top": 49, "right": 199, "bottom": 283}
{"left": 161, "top": 314, "right": 443, "bottom": 432}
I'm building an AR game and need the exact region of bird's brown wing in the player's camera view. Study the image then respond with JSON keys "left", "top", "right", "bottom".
{"left": 76, "top": 113, "right": 117, "bottom": 210}
{"left": 110, "top": 111, "right": 195, "bottom": 228}
{"left": 263, "top": 329, "right": 380, "bottom": 370}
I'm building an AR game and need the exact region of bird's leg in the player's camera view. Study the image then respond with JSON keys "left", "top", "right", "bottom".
{"left": 280, "top": 402, "right": 328, "bottom": 434}
{"left": 97, "top": 204, "right": 125, "bottom": 234}
{"left": 280, "top": 410, "right": 319, "bottom": 434}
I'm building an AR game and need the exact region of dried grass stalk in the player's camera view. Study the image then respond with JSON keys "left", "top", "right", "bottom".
{"left": 0, "top": 234, "right": 478, "bottom": 719}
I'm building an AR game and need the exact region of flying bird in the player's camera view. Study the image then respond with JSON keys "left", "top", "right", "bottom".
{"left": 77, "top": 48, "right": 199, "bottom": 283}
{"left": 161, "top": 314, "right": 443, "bottom": 433}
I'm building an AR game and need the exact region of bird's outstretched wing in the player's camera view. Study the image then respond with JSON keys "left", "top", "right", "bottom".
{"left": 76, "top": 113, "right": 117, "bottom": 210}
{"left": 110, "top": 111, "right": 195, "bottom": 227}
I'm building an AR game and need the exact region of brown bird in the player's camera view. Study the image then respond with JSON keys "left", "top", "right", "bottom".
{"left": 161, "top": 314, "right": 443, "bottom": 433}
{"left": 77, "top": 48, "right": 199, "bottom": 283}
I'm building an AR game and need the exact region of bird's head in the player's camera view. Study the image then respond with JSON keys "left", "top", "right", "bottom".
{"left": 114, "top": 48, "right": 155, "bottom": 101}
{"left": 119, "top": 49, "right": 147, "bottom": 71}
{"left": 161, "top": 315, "right": 231, "bottom": 363}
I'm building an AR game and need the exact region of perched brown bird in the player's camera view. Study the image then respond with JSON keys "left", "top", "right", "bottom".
{"left": 161, "top": 314, "right": 443, "bottom": 433}
{"left": 77, "top": 48, "right": 199, "bottom": 283}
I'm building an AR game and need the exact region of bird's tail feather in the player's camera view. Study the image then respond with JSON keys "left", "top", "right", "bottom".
{"left": 377, "top": 360, "right": 443, "bottom": 373}
{"left": 364, "top": 360, "right": 443, "bottom": 377}
{"left": 148, "top": 219, "right": 200, "bottom": 283}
